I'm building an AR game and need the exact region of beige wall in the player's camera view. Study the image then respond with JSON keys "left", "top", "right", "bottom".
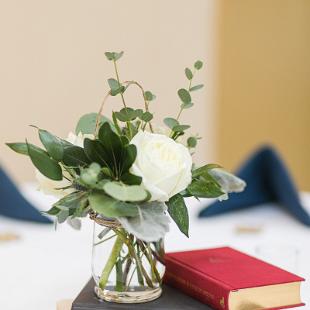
{"left": 218, "top": 0, "right": 310, "bottom": 190}
{"left": 0, "top": 1, "right": 219, "bottom": 183}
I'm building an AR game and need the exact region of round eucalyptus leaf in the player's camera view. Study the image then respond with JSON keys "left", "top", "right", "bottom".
{"left": 194, "top": 60, "right": 203, "bottom": 70}
{"left": 177, "top": 88, "right": 191, "bottom": 104}
{"left": 89, "top": 192, "right": 139, "bottom": 218}
{"left": 164, "top": 117, "right": 179, "bottom": 129}
{"left": 185, "top": 68, "right": 193, "bottom": 80}
{"left": 190, "top": 84, "right": 204, "bottom": 92}
{"left": 75, "top": 113, "right": 113, "bottom": 135}
{"left": 103, "top": 182, "right": 148, "bottom": 202}
{"left": 187, "top": 137, "right": 197, "bottom": 148}
{"left": 172, "top": 124, "right": 190, "bottom": 132}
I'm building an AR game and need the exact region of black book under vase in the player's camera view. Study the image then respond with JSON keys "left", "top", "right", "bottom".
{"left": 71, "top": 278, "right": 212, "bottom": 310}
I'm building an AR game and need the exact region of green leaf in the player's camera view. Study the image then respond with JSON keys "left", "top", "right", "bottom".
{"left": 120, "top": 172, "right": 142, "bottom": 185}
{"left": 114, "top": 51, "right": 124, "bottom": 61}
{"left": 164, "top": 117, "right": 179, "bottom": 129}
{"left": 135, "top": 109, "right": 144, "bottom": 119}
{"left": 194, "top": 60, "right": 203, "bottom": 70}
{"left": 63, "top": 146, "right": 90, "bottom": 167}
{"left": 98, "top": 123, "right": 123, "bottom": 174}
{"left": 80, "top": 163, "right": 101, "bottom": 186}
{"left": 190, "top": 84, "right": 204, "bottom": 92}
{"left": 112, "top": 112, "right": 122, "bottom": 135}
{"left": 54, "top": 191, "right": 87, "bottom": 209}
{"left": 84, "top": 139, "right": 111, "bottom": 169}
{"left": 178, "top": 88, "right": 191, "bottom": 104}
{"left": 172, "top": 124, "right": 190, "bottom": 132}
{"left": 108, "top": 78, "right": 125, "bottom": 96}
{"left": 181, "top": 102, "right": 194, "bottom": 109}
{"left": 38, "top": 129, "right": 63, "bottom": 161}
{"left": 144, "top": 91, "right": 156, "bottom": 101}
{"left": 192, "top": 164, "right": 223, "bottom": 178}
{"left": 121, "top": 144, "right": 137, "bottom": 173}
{"left": 187, "top": 177, "right": 224, "bottom": 198}
{"left": 45, "top": 206, "right": 61, "bottom": 215}
{"left": 120, "top": 135, "right": 129, "bottom": 146}
{"left": 6, "top": 142, "right": 30, "bottom": 155}
{"left": 67, "top": 217, "right": 82, "bottom": 230}
{"left": 140, "top": 111, "right": 153, "bottom": 122}
{"left": 104, "top": 51, "right": 124, "bottom": 61}
{"left": 115, "top": 107, "right": 137, "bottom": 122}
{"left": 103, "top": 182, "right": 148, "bottom": 202}
{"left": 166, "top": 194, "right": 189, "bottom": 237}
{"left": 187, "top": 137, "right": 197, "bottom": 148}
{"left": 27, "top": 143, "right": 62, "bottom": 181}
{"left": 105, "top": 52, "right": 115, "bottom": 61}
{"left": 89, "top": 192, "right": 139, "bottom": 218}
{"left": 118, "top": 202, "right": 170, "bottom": 242}
{"left": 108, "top": 78, "right": 121, "bottom": 90}
{"left": 57, "top": 209, "right": 70, "bottom": 223}
{"left": 75, "top": 113, "right": 113, "bottom": 135}
{"left": 185, "top": 68, "right": 193, "bottom": 80}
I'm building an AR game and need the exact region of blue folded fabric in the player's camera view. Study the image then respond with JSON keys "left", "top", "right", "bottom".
{"left": 199, "top": 146, "right": 310, "bottom": 226}
{"left": 0, "top": 167, "right": 51, "bottom": 223}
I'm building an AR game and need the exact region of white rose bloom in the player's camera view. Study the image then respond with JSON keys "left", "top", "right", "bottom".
{"left": 130, "top": 131, "right": 192, "bottom": 202}
{"left": 35, "top": 169, "right": 74, "bottom": 198}
{"left": 35, "top": 131, "right": 94, "bottom": 198}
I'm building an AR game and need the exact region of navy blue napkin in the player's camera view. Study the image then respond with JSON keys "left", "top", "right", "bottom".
{"left": 199, "top": 146, "right": 310, "bottom": 226}
{"left": 0, "top": 167, "right": 51, "bottom": 223}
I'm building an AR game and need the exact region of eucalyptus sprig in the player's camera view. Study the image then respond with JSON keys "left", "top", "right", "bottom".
{"left": 6, "top": 51, "right": 245, "bottom": 239}
{"left": 164, "top": 59, "right": 204, "bottom": 143}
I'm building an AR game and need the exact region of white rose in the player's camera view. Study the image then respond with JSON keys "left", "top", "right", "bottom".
{"left": 35, "top": 132, "right": 94, "bottom": 198}
{"left": 130, "top": 131, "right": 192, "bottom": 202}
{"left": 35, "top": 169, "right": 74, "bottom": 198}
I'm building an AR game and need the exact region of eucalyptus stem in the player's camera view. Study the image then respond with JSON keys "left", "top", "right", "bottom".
{"left": 113, "top": 60, "right": 127, "bottom": 109}
{"left": 112, "top": 60, "right": 132, "bottom": 138}
{"left": 175, "top": 68, "right": 196, "bottom": 122}
{"left": 115, "top": 259, "right": 124, "bottom": 291}
{"left": 122, "top": 257, "right": 132, "bottom": 285}
{"left": 99, "top": 234, "right": 124, "bottom": 289}
{"left": 94, "top": 233, "right": 116, "bottom": 246}
{"left": 126, "top": 266, "right": 137, "bottom": 290}
{"left": 123, "top": 80, "right": 154, "bottom": 133}
{"left": 138, "top": 241, "right": 161, "bottom": 284}
{"left": 115, "top": 230, "right": 154, "bottom": 288}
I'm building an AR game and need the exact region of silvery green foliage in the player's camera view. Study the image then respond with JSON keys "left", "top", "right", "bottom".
{"left": 117, "top": 202, "right": 170, "bottom": 242}
{"left": 209, "top": 168, "right": 246, "bottom": 201}
{"left": 66, "top": 217, "right": 82, "bottom": 230}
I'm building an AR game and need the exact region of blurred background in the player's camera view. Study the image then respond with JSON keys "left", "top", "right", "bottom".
{"left": 1, "top": 0, "right": 309, "bottom": 189}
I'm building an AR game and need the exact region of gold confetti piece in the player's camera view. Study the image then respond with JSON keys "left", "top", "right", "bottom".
{"left": 0, "top": 232, "right": 20, "bottom": 242}
{"left": 235, "top": 225, "right": 263, "bottom": 234}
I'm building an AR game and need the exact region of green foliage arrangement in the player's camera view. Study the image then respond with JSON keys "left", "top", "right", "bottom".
{"left": 7, "top": 52, "right": 245, "bottom": 291}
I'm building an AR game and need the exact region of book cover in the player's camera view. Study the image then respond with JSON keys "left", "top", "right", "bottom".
{"left": 71, "top": 278, "right": 213, "bottom": 310}
{"left": 164, "top": 247, "right": 305, "bottom": 310}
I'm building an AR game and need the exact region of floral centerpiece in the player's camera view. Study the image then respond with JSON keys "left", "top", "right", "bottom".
{"left": 7, "top": 52, "right": 245, "bottom": 303}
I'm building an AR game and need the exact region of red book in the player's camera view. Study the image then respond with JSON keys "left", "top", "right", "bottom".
{"left": 164, "top": 247, "right": 305, "bottom": 310}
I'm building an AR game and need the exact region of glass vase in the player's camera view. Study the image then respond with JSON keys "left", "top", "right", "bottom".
{"left": 91, "top": 219, "right": 165, "bottom": 303}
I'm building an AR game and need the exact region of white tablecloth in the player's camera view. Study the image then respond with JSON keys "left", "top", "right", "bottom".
{"left": 1, "top": 183, "right": 310, "bottom": 310}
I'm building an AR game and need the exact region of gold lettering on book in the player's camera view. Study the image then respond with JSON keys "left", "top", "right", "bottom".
{"left": 165, "top": 272, "right": 215, "bottom": 300}
{"left": 220, "top": 297, "right": 225, "bottom": 308}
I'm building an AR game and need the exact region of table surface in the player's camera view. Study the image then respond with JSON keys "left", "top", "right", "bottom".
{"left": 1, "top": 183, "right": 310, "bottom": 310}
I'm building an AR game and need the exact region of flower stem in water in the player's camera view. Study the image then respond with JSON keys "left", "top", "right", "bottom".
{"left": 99, "top": 235, "right": 123, "bottom": 289}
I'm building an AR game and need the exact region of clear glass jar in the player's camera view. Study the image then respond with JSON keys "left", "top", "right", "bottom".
{"left": 91, "top": 220, "right": 165, "bottom": 303}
